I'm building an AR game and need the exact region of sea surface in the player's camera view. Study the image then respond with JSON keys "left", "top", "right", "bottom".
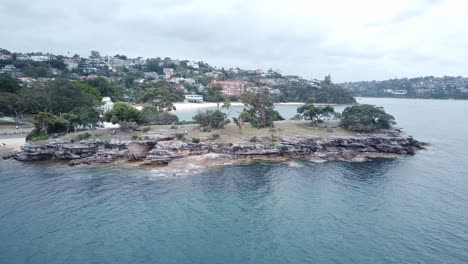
{"left": 1, "top": 98, "right": 468, "bottom": 264}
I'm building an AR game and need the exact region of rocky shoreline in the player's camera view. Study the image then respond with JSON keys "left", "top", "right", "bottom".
{"left": 2, "top": 129, "right": 428, "bottom": 170}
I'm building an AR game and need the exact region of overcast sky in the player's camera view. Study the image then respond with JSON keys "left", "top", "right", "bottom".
{"left": 1, "top": 0, "right": 467, "bottom": 81}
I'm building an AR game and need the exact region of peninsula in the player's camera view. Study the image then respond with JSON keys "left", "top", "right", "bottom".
{"left": 1, "top": 49, "right": 427, "bottom": 171}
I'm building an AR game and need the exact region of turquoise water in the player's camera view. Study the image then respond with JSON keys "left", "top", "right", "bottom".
{"left": 1, "top": 98, "right": 468, "bottom": 263}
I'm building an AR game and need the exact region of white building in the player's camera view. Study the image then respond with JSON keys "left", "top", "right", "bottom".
{"left": 101, "top": 97, "right": 114, "bottom": 112}
{"left": 187, "top": 61, "right": 199, "bottom": 69}
{"left": 31, "top": 55, "right": 50, "bottom": 62}
{"left": 384, "top": 89, "right": 408, "bottom": 95}
{"left": 0, "top": 53, "right": 12, "bottom": 60}
{"left": 185, "top": 94, "right": 204, "bottom": 102}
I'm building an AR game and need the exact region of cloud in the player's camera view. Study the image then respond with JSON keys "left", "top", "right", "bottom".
{"left": 1, "top": 0, "right": 467, "bottom": 81}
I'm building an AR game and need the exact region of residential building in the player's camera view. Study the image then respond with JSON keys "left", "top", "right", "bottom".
{"left": 31, "top": 55, "right": 50, "bottom": 62}
{"left": 384, "top": 89, "right": 408, "bottom": 95}
{"left": 0, "top": 53, "right": 12, "bottom": 60}
{"left": 0, "top": 64, "right": 16, "bottom": 74}
{"left": 212, "top": 81, "right": 245, "bottom": 97}
{"left": 16, "top": 55, "right": 31, "bottom": 61}
{"left": 163, "top": 68, "right": 174, "bottom": 77}
{"left": 185, "top": 94, "right": 204, "bottom": 102}
{"left": 64, "top": 59, "right": 79, "bottom": 70}
{"left": 144, "top": 72, "right": 159, "bottom": 79}
{"left": 187, "top": 61, "right": 199, "bottom": 69}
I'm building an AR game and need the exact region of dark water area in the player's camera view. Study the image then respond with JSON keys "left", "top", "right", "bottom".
{"left": 1, "top": 98, "right": 468, "bottom": 263}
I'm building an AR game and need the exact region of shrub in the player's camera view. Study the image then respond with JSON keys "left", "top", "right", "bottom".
{"left": 170, "top": 125, "right": 178, "bottom": 129}
{"left": 176, "top": 120, "right": 197, "bottom": 125}
{"left": 132, "top": 134, "right": 140, "bottom": 140}
{"left": 193, "top": 110, "right": 230, "bottom": 128}
{"left": 103, "top": 102, "right": 142, "bottom": 124}
{"left": 103, "top": 141, "right": 112, "bottom": 149}
{"left": 176, "top": 133, "right": 184, "bottom": 140}
{"left": 201, "top": 127, "right": 212, "bottom": 132}
{"left": 119, "top": 121, "right": 139, "bottom": 132}
{"left": 141, "top": 106, "right": 179, "bottom": 125}
{"left": 75, "top": 132, "right": 92, "bottom": 141}
{"left": 341, "top": 104, "right": 396, "bottom": 131}
{"left": 211, "top": 133, "right": 220, "bottom": 139}
{"left": 250, "top": 136, "right": 259, "bottom": 142}
{"left": 191, "top": 137, "right": 200, "bottom": 143}
{"left": 31, "top": 134, "right": 50, "bottom": 142}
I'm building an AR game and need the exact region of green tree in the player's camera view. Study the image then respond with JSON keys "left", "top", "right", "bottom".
{"left": 204, "top": 84, "right": 224, "bottom": 108}
{"left": 0, "top": 91, "right": 38, "bottom": 125}
{"left": 232, "top": 111, "right": 251, "bottom": 133}
{"left": 72, "top": 81, "right": 102, "bottom": 102}
{"left": 103, "top": 102, "right": 142, "bottom": 124}
{"left": 33, "top": 112, "right": 57, "bottom": 135}
{"left": 74, "top": 107, "right": 101, "bottom": 136}
{"left": 0, "top": 76, "right": 21, "bottom": 93}
{"left": 193, "top": 110, "right": 230, "bottom": 128}
{"left": 140, "top": 105, "right": 179, "bottom": 125}
{"left": 316, "top": 75, "right": 356, "bottom": 104}
{"left": 84, "top": 77, "right": 116, "bottom": 97}
{"left": 240, "top": 89, "right": 284, "bottom": 128}
{"left": 341, "top": 104, "right": 396, "bottom": 131}
{"left": 90, "top": 50, "right": 101, "bottom": 58}
{"left": 36, "top": 79, "right": 100, "bottom": 114}
{"left": 297, "top": 97, "right": 336, "bottom": 126}
{"left": 139, "top": 87, "right": 179, "bottom": 112}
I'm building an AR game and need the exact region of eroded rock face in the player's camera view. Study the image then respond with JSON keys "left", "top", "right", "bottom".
{"left": 14, "top": 143, "right": 98, "bottom": 161}
{"left": 6, "top": 129, "right": 427, "bottom": 166}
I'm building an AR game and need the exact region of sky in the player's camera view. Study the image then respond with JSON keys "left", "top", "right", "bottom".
{"left": 1, "top": 0, "right": 468, "bottom": 82}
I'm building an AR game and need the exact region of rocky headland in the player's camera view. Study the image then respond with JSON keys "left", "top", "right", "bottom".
{"left": 2, "top": 128, "right": 428, "bottom": 171}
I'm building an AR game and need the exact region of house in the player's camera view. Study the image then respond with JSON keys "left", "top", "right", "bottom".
{"left": 0, "top": 64, "right": 16, "bottom": 74}
{"left": 211, "top": 80, "right": 245, "bottom": 97}
{"left": 18, "top": 77, "right": 36, "bottom": 87}
{"left": 144, "top": 72, "right": 159, "bottom": 79}
{"left": 16, "top": 55, "right": 31, "bottom": 61}
{"left": 384, "top": 89, "right": 408, "bottom": 95}
{"left": 31, "top": 55, "right": 50, "bottom": 62}
{"left": 163, "top": 68, "right": 174, "bottom": 77}
{"left": 64, "top": 59, "right": 79, "bottom": 70}
{"left": 175, "top": 84, "right": 185, "bottom": 91}
{"left": 0, "top": 53, "right": 12, "bottom": 60}
{"left": 185, "top": 94, "right": 204, "bottom": 102}
{"left": 187, "top": 61, "right": 199, "bottom": 69}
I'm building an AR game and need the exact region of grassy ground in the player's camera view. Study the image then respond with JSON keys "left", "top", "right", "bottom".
{"left": 0, "top": 120, "right": 15, "bottom": 125}
{"left": 58, "top": 120, "right": 357, "bottom": 145}
{"left": 168, "top": 120, "right": 355, "bottom": 143}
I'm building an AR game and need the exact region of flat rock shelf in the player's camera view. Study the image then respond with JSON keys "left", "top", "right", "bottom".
{"left": 3, "top": 128, "right": 428, "bottom": 172}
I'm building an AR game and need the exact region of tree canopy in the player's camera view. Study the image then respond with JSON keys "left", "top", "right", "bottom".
{"left": 139, "top": 87, "right": 180, "bottom": 112}
{"left": 341, "top": 104, "right": 396, "bottom": 131}
{"left": 103, "top": 102, "right": 142, "bottom": 124}
{"left": 0, "top": 76, "right": 21, "bottom": 93}
{"left": 240, "top": 89, "right": 284, "bottom": 128}
{"left": 297, "top": 97, "right": 336, "bottom": 126}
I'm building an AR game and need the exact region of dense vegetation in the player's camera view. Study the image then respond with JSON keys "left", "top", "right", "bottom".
{"left": 277, "top": 75, "right": 356, "bottom": 104}
{"left": 240, "top": 89, "right": 284, "bottom": 128}
{"left": 341, "top": 105, "right": 396, "bottom": 131}
{"left": 342, "top": 76, "right": 468, "bottom": 99}
{"left": 296, "top": 97, "right": 337, "bottom": 126}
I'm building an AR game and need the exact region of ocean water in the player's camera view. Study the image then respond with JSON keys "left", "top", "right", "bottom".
{"left": 1, "top": 98, "right": 468, "bottom": 264}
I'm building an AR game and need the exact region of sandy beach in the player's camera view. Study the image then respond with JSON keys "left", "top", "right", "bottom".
{"left": 173, "top": 102, "right": 244, "bottom": 111}
{"left": 172, "top": 102, "right": 307, "bottom": 111}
